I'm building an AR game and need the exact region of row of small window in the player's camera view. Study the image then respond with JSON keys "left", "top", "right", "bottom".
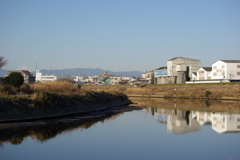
{"left": 43, "top": 77, "right": 55, "bottom": 79}
{"left": 213, "top": 65, "right": 240, "bottom": 69}
{"left": 212, "top": 72, "right": 240, "bottom": 76}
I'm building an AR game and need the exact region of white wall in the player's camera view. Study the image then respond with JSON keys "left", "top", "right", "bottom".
{"left": 226, "top": 63, "right": 240, "bottom": 80}
{"left": 211, "top": 60, "right": 240, "bottom": 80}
{"left": 196, "top": 68, "right": 211, "bottom": 80}
{"left": 167, "top": 57, "right": 201, "bottom": 77}
{"left": 35, "top": 70, "right": 57, "bottom": 82}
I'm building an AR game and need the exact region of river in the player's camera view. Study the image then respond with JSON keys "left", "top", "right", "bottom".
{"left": 0, "top": 98, "right": 240, "bottom": 160}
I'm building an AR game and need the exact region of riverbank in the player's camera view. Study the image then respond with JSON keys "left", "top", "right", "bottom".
{"left": 0, "top": 91, "right": 131, "bottom": 122}
{"left": 1, "top": 82, "right": 240, "bottom": 122}
{"left": 81, "top": 83, "right": 240, "bottom": 101}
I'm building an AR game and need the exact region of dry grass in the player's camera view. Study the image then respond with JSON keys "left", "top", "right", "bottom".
{"left": 30, "top": 81, "right": 81, "bottom": 94}
{"left": 82, "top": 83, "right": 240, "bottom": 100}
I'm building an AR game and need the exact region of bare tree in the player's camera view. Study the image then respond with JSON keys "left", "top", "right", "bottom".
{"left": 0, "top": 57, "right": 7, "bottom": 69}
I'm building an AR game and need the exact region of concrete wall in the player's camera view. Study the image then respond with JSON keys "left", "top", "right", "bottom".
{"left": 167, "top": 57, "right": 201, "bottom": 78}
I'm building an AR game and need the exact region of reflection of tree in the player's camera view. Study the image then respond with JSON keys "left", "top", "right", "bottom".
{"left": 0, "top": 106, "right": 139, "bottom": 145}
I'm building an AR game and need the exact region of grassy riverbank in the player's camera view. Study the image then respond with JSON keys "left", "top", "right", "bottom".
{"left": 81, "top": 82, "right": 240, "bottom": 100}
{"left": 1, "top": 81, "right": 239, "bottom": 121}
{"left": 0, "top": 81, "right": 130, "bottom": 121}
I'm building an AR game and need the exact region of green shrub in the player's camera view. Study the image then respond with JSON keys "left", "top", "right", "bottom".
{"left": 3, "top": 72, "right": 24, "bottom": 88}
{"left": 205, "top": 90, "right": 212, "bottom": 98}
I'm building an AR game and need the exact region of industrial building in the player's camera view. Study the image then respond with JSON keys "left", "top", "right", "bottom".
{"left": 155, "top": 57, "right": 201, "bottom": 84}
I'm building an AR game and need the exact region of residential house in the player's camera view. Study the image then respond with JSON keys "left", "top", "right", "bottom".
{"left": 210, "top": 60, "right": 240, "bottom": 82}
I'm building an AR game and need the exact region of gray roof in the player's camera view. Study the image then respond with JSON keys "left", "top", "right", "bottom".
{"left": 155, "top": 66, "right": 167, "bottom": 70}
{"left": 168, "top": 57, "right": 200, "bottom": 61}
{"left": 202, "top": 67, "right": 212, "bottom": 71}
{"left": 220, "top": 60, "right": 240, "bottom": 63}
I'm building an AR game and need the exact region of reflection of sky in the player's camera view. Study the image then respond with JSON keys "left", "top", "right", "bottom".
{"left": 1, "top": 110, "right": 240, "bottom": 160}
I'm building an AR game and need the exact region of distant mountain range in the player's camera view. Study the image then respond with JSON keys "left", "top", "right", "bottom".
{"left": 0, "top": 68, "right": 144, "bottom": 78}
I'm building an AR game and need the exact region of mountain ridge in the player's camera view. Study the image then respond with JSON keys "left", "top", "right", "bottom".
{"left": 1, "top": 68, "right": 144, "bottom": 77}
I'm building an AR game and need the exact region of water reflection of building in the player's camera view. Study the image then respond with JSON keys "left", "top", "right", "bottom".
{"left": 151, "top": 108, "right": 201, "bottom": 134}
{"left": 192, "top": 111, "right": 240, "bottom": 133}
{"left": 145, "top": 107, "right": 240, "bottom": 134}
{"left": 167, "top": 110, "right": 201, "bottom": 134}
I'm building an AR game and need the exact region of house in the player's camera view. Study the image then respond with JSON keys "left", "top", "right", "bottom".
{"left": 6, "top": 70, "right": 35, "bottom": 84}
{"left": 196, "top": 67, "right": 212, "bottom": 80}
{"left": 142, "top": 70, "right": 154, "bottom": 79}
{"left": 210, "top": 60, "right": 240, "bottom": 82}
{"left": 110, "top": 76, "right": 123, "bottom": 85}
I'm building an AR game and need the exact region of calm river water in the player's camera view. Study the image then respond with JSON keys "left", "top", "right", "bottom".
{"left": 0, "top": 98, "right": 240, "bottom": 160}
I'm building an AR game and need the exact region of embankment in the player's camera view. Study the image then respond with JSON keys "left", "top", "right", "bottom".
{"left": 81, "top": 83, "right": 240, "bottom": 101}
{"left": 0, "top": 91, "right": 131, "bottom": 122}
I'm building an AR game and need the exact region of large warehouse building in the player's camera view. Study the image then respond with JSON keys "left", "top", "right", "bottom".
{"left": 155, "top": 57, "right": 201, "bottom": 84}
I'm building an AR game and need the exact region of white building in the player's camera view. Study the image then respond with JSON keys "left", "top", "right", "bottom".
{"left": 189, "top": 60, "right": 240, "bottom": 83}
{"left": 196, "top": 67, "right": 212, "bottom": 80}
{"left": 210, "top": 60, "right": 240, "bottom": 81}
{"left": 142, "top": 70, "right": 154, "bottom": 79}
{"left": 110, "top": 76, "right": 133, "bottom": 85}
{"left": 74, "top": 75, "right": 86, "bottom": 84}
{"left": 35, "top": 70, "right": 57, "bottom": 82}
{"left": 110, "top": 76, "right": 122, "bottom": 85}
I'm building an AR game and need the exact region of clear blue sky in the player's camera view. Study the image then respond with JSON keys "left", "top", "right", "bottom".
{"left": 1, "top": 0, "right": 239, "bottom": 72}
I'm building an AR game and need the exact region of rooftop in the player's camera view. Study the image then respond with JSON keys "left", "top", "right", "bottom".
{"left": 220, "top": 60, "right": 240, "bottom": 63}
{"left": 202, "top": 67, "right": 212, "bottom": 71}
{"left": 168, "top": 57, "right": 200, "bottom": 61}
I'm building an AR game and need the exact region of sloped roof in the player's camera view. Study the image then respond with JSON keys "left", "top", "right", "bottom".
{"left": 220, "top": 60, "right": 240, "bottom": 63}
{"left": 192, "top": 72, "right": 197, "bottom": 76}
{"left": 202, "top": 67, "right": 212, "bottom": 71}
{"left": 168, "top": 57, "right": 200, "bottom": 61}
{"left": 21, "top": 70, "right": 34, "bottom": 76}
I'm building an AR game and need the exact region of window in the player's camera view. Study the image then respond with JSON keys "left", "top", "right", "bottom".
{"left": 213, "top": 66, "right": 217, "bottom": 69}
{"left": 199, "top": 71, "right": 204, "bottom": 74}
{"left": 213, "top": 72, "right": 217, "bottom": 76}
{"left": 222, "top": 65, "right": 225, "bottom": 69}
{"left": 237, "top": 65, "right": 240, "bottom": 68}
{"left": 237, "top": 72, "right": 240, "bottom": 76}
{"left": 222, "top": 71, "right": 225, "bottom": 76}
